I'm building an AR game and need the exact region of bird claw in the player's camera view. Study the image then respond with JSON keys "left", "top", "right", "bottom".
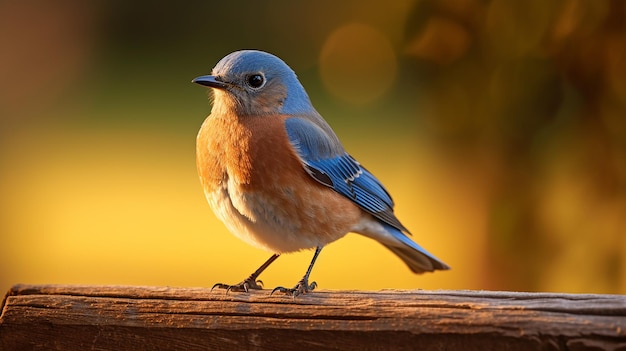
{"left": 211, "top": 278, "right": 264, "bottom": 294}
{"left": 270, "top": 279, "right": 317, "bottom": 298}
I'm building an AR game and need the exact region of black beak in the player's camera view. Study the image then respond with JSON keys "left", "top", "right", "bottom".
{"left": 192, "top": 75, "right": 228, "bottom": 89}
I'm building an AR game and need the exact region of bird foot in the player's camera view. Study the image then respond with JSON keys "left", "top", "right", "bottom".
{"left": 211, "top": 277, "right": 264, "bottom": 294}
{"left": 270, "top": 278, "right": 317, "bottom": 297}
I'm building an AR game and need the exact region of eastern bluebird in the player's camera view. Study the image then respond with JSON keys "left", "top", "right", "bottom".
{"left": 193, "top": 50, "right": 449, "bottom": 296}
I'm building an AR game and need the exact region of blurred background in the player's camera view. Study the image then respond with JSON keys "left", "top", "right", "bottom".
{"left": 1, "top": 0, "right": 625, "bottom": 297}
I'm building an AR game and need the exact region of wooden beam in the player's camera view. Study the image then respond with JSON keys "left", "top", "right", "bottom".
{"left": 1, "top": 284, "right": 625, "bottom": 350}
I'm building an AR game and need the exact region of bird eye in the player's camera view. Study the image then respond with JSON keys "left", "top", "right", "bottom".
{"left": 246, "top": 74, "right": 265, "bottom": 89}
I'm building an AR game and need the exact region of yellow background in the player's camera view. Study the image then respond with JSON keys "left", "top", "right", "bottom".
{"left": 1, "top": 0, "right": 625, "bottom": 296}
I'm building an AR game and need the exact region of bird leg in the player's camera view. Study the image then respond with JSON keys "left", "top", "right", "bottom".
{"left": 271, "top": 247, "right": 322, "bottom": 297}
{"left": 211, "top": 253, "right": 280, "bottom": 293}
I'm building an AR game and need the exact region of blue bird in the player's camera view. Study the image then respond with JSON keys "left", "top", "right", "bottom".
{"left": 193, "top": 50, "right": 449, "bottom": 296}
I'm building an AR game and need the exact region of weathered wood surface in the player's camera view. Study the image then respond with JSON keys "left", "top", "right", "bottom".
{"left": 1, "top": 284, "right": 625, "bottom": 350}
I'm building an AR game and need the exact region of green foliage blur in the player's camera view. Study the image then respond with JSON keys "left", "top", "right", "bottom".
{"left": 1, "top": 0, "right": 624, "bottom": 295}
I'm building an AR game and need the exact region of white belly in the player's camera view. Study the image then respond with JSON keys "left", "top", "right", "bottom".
{"left": 206, "top": 178, "right": 344, "bottom": 253}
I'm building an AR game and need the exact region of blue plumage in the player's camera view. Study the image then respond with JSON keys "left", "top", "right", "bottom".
{"left": 379, "top": 223, "right": 450, "bottom": 272}
{"left": 285, "top": 117, "right": 408, "bottom": 233}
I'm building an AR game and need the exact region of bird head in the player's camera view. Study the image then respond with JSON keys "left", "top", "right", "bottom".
{"left": 193, "top": 50, "right": 314, "bottom": 116}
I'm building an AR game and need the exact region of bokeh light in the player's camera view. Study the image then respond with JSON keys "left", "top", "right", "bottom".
{"left": 319, "top": 23, "right": 397, "bottom": 105}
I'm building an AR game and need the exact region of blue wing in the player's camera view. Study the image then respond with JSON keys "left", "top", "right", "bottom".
{"left": 285, "top": 117, "right": 409, "bottom": 233}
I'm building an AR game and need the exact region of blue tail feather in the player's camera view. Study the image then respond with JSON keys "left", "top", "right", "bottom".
{"left": 381, "top": 223, "right": 450, "bottom": 273}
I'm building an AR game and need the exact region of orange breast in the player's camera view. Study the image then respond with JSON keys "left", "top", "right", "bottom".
{"left": 196, "top": 114, "right": 245, "bottom": 189}
{"left": 196, "top": 112, "right": 362, "bottom": 252}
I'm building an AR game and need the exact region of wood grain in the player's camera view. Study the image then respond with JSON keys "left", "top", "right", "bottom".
{"left": 1, "top": 284, "right": 625, "bottom": 350}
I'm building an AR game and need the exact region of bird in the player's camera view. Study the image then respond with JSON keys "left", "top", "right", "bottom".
{"left": 192, "top": 50, "right": 449, "bottom": 296}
